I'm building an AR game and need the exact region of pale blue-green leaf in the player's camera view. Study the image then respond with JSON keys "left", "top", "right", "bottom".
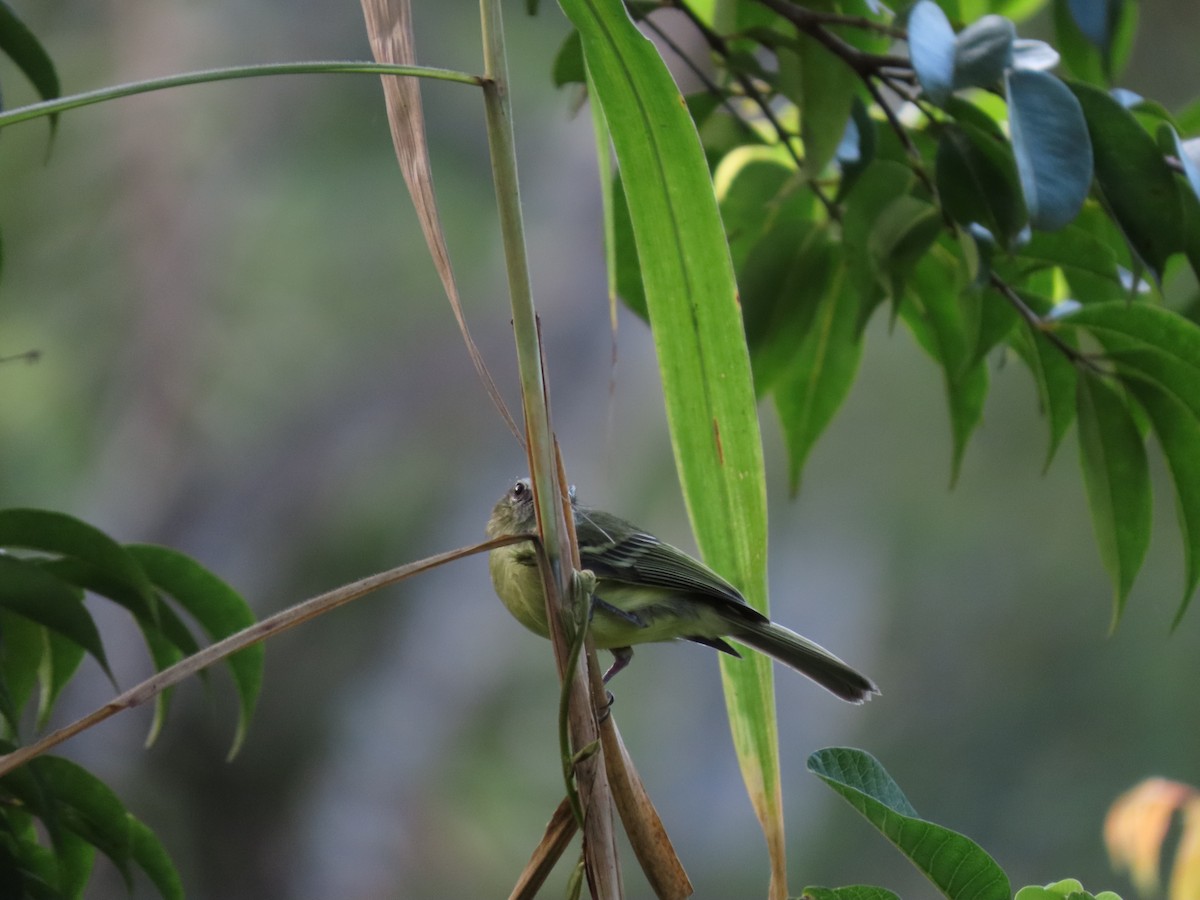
{"left": 1011, "top": 38, "right": 1060, "bottom": 72}
{"left": 1066, "top": 0, "right": 1120, "bottom": 50}
{"left": 908, "top": 0, "right": 956, "bottom": 106}
{"left": 1006, "top": 69, "right": 1092, "bottom": 230}
{"left": 952, "top": 14, "right": 1014, "bottom": 90}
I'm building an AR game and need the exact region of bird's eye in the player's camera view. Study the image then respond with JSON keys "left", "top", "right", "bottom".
{"left": 512, "top": 480, "right": 528, "bottom": 500}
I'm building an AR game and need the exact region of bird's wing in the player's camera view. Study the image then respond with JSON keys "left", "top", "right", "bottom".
{"left": 574, "top": 507, "right": 764, "bottom": 621}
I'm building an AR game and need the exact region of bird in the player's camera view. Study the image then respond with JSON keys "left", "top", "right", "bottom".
{"left": 486, "top": 478, "right": 878, "bottom": 703}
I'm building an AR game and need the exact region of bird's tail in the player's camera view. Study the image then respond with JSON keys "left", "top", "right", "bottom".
{"left": 732, "top": 621, "right": 878, "bottom": 704}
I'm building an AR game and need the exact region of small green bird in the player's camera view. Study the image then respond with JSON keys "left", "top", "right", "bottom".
{"left": 487, "top": 478, "right": 878, "bottom": 703}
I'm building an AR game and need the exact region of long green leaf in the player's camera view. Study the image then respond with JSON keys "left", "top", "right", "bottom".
{"left": 1076, "top": 373, "right": 1151, "bottom": 624}
{"left": 1069, "top": 82, "right": 1184, "bottom": 282}
{"left": 1060, "top": 302, "right": 1200, "bottom": 422}
{"left": 0, "top": 510, "right": 158, "bottom": 622}
{"left": 809, "top": 747, "right": 1011, "bottom": 900}
{"left": 1125, "top": 380, "right": 1200, "bottom": 625}
{"left": 559, "top": 0, "right": 781, "bottom": 888}
{"left": 0, "top": 0, "right": 60, "bottom": 134}
{"left": 0, "top": 557, "right": 112, "bottom": 683}
{"left": 774, "top": 260, "right": 865, "bottom": 494}
{"left": 1007, "top": 294, "right": 1078, "bottom": 468}
{"left": 127, "top": 544, "right": 263, "bottom": 760}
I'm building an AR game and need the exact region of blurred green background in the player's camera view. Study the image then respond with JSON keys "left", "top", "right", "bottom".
{"left": 2, "top": 1, "right": 1200, "bottom": 898}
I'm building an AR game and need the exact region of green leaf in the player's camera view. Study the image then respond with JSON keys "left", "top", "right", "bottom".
{"left": 1053, "top": 0, "right": 1136, "bottom": 84}
{"left": 0, "top": 611, "right": 42, "bottom": 733}
{"left": 780, "top": 33, "right": 857, "bottom": 177}
{"left": 1068, "top": 82, "right": 1184, "bottom": 282}
{"left": 3, "top": 756, "right": 134, "bottom": 888}
{"left": 559, "top": 0, "right": 781, "bottom": 883}
{"left": 38, "top": 627, "right": 86, "bottom": 731}
{"left": 802, "top": 887, "right": 902, "bottom": 900}
{"left": 908, "top": 0, "right": 956, "bottom": 106}
{"left": 552, "top": 29, "right": 584, "bottom": 86}
{"left": 835, "top": 98, "right": 877, "bottom": 201}
{"left": 1008, "top": 293, "right": 1079, "bottom": 467}
{"left": 1015, "top": 226, "right": 1122, "bottom": 299}
{"left": 774, "top": 260, "right": 864, "bottom": 494}
{"left": 0, "top": 1, "right": 60, "bottom": 133}
{"left": 1124, "top": 381, "right": 1200, "bottom": 625}
{"left": 127, "top": 544, "right": 262, "bottom": 759}
{"left": 1006, "top": 69, "right": 1092, "bottom": 231}
{"left": 901, "top": 247, "right": 989, "bottom": 482}
{"left": 610, "top": 172, "right": 646, "bottom": 320}
{"left": 936, "top": 122, "right": 1026, "bottom": 246}
{"left": 0, "top": 557, "right": 112, "bottom": 682}
{"left": 868, "top": 195, "right": 943, "bottom": 304}
{"left": 0, "top": 510, "right": 158, "bottom": 622}
{"left": 717, "top": 151, "right": 809, "bottom": 271}
{"left": 740, "top": 217, "right": 835, "bottom": 394}
{"left": 129, "top": 816, "right": 184, "bottom": 900}
{"left": 1076, "top": 373, "right": 1151, "bottom": 624}
{"left": 1016, "top": 879, "right": 1123, "bottom": 900}
{"left": 1061, "top": 302, "right": 1200, "bottom": 423}
{"left": 808, "top": 747, "right": 1011, "bottom": 900}
{"left": 843, "top": 160, "right": 916, "bottom": 326}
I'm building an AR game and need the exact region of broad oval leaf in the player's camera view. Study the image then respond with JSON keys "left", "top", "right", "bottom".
{"left": 908, "top": 0, "right": 956, "bottom": 106}
{"left": 1076, "top": 373, "right": 1151, "bottom": 625}
{"left": 1069, "top": 82, "right": 1184, "bottom": 282}
{"left": 953, "top": 14, "right": 1015, "bottom": 90}
{"left": 1006, "top": 69, "right": 1092, "bottom": 231}
{"left": 808, "top": 747, "right": 1011, "bottom": 900}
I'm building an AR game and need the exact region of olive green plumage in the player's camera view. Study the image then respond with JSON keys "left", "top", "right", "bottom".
{"left": 486, "top": 479, "right": 878, "bottom": 703}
